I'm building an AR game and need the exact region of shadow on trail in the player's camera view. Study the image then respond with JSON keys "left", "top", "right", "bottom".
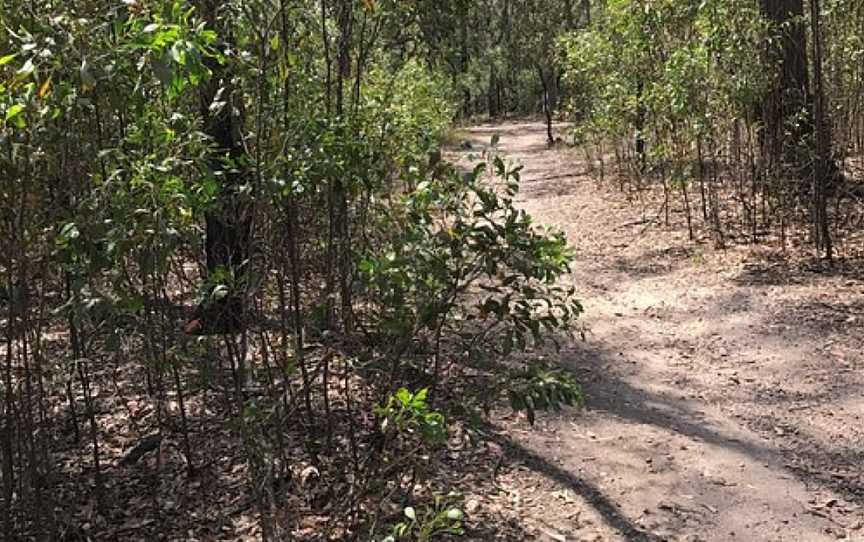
{"left": 518, "top": 174, "right": 588, "bottom": 201}
{"left": 457, "top": 120, "right": 863, "bottom": 536}
{"left": 732, "top": 254, "right": 864, "bottom": 287}
{"left": 485, "top": 427, "right": 665, "bottom": 542}
{"left": 557, "top": 313, "right": 864, "bottom": 508}
{"left": 573, "top": 356, "right": 774, "bottom": 463}
{"left": 528, "top": 172, "right": 590, "bottom": 184}
{"left": 484, "top": 328, "right": 862, "bottom": 538}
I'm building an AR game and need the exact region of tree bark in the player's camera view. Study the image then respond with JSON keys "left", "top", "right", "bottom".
{"left": 635, "top": 80, "right": 646, "bottom": 173}
{"left": 809, "top": 0, "right": 833, "bottom": 261}
{"left": 186, "top": 0, "right": 251, "bottom": 335}
{"left": 488, "top": 64, "right": 499, "bottom": 118}
{"left": 538, "top": 67, "right": 554, "bottom": 145}
{"left": 760, "top": 0, "right": 838, "bottom": 258}
{"left": 760, "top": 0, "right": 812, "bottom": 178}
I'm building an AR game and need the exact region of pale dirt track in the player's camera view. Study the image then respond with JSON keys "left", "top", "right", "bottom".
{"left": 455, "top": 121, "right": 864, "bottom": 542}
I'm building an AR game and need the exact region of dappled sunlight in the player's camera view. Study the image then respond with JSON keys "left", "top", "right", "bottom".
{"left": 454, "top": 119, "right": 864, "bottom": 540}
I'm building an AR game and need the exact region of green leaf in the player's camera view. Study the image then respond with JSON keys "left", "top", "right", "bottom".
{"left": 5, "top": 104, "right": 24, "bottom": 123}
{"left": 413, "top": 388, "right": 429, "bottom": 405}
{"left": 395, "top": 388, "right": 412, "bottom": 406}
{"left": 446, "top": 508, "right": 463, "bottom": 520}
{"left": 0, "top": 53, "right": 17, "bottom": 66}
{"left": 170, "top": 41, "right": 186, "bottom": 65}
{"left": 403, "top": 506, "right": 416, "bottom": 520}
{"left": 17, "top": 58, "right": 34, "bottom": 75}
{"left": 494, "top": 155, "right": 505, "bottom": 176}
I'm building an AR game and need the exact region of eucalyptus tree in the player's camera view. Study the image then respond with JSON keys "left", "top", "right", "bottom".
{"left": 511, "top": 0, "right": 585, "bottom": 143}
{"left": 760, "top": 0, "right": 836, "bottom": 258}
{"left": 759, "top": 0, "right": 811, "bottom": 176}
{"left": 559, "top": 0, "right": 848, "bottom": 258}
{"left": 186, "top": 0, "right": 253, "bottom": 334}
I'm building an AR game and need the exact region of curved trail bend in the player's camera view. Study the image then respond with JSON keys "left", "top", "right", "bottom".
{"left": 457, "top": 121, "right": 864, "bottom": 542}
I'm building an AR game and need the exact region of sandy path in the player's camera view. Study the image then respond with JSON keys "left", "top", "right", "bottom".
{"left": 457, "top": 121, "right": 864, "bottom": 541}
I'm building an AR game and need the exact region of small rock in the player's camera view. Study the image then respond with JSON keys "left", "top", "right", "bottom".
{"left": 825, "top": 527, "right": 846, "bottom": 539}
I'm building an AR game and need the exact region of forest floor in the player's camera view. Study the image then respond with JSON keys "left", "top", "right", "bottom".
{"left": 450, "top": 121, "right": 864, "bottom": 542}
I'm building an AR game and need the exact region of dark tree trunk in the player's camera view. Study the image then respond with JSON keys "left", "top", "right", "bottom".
{"left": 333, "top": 0, "right": 354, "bottom": 333}
{"left": 459, "top": 12, "right": 471, "bottom": 118}
{"left": 760, "top": 0, "right": 812, "bottom": 178}
{"left": 809, "top": 0, "right": 833, "bottom": 261}
{"left": 761, "top": 0, "right": 838, "bottom": 258}
{"left": 635, "top": 80, "right": 646, "bottom": 173}
{"left": 488, "top": 64, "right": 499, "bottom": 118}
{"left": 538, "top": 67, "right": 554, "bottom": 145}
{"left": 186, "top": 0, "right": 251, "bottom": 335}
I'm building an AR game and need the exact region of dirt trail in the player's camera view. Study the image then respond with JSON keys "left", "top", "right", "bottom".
{"left": 457, "top": 122, "right": 864, "bottom": 541}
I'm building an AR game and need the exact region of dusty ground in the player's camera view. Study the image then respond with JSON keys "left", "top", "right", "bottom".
{"left": 31, "top": 121, "right": 862, "bottom": 541}
{"left": 454, "top": 121, "right": 864, "bottom": 541}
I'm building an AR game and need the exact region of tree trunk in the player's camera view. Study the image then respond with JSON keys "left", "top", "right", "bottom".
{"left": 760, "top": 0, "right": 812, "bottom": 179}
{"left": 809, "top": 0, "right": 833, "bottom": 261}
{"left": 186, "top": 0, "right": 251, "bottom": 335}
{"left": 635, "top": 80, "right": 646, "bottom": 173}
{"left": 488, "top": 64, "right": 499, "bottom": 118}
{"left": 538, "top": 67, "right": 554, "bottom": 145}
{"left": 761, "top": 0, "right": 838, "bottom": 256}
